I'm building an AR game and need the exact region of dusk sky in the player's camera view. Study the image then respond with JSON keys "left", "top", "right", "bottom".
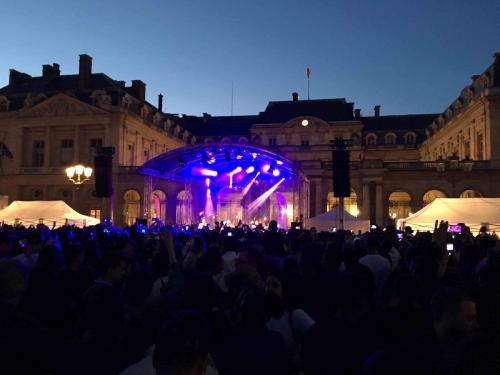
{"left": 1, "top": 0, "right": 499, "bottom": 117}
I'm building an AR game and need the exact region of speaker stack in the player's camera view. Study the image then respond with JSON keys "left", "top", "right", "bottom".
{"left": 94, "top": 147, "right": 115, "bottom": 198}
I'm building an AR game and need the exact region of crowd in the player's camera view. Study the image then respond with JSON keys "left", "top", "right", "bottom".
{"left": 0, "top": 218, "right": 499, "bottom": 374}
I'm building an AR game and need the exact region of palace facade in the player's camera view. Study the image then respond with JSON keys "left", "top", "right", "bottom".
{"left": 0, "top": 53, "right": 499, "bottom": 227}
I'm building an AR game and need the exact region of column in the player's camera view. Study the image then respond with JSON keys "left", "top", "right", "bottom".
{"left": 376, "top": 183, "right": 384, "bottom": 226}
{"left": 362, "top": 183, "right": 370, "bottom": 221}
{"left": 44, "top": 127, "right": 51, "bottom": 168}
{"left": 313, "top": 178, "right": 323, "bottom": 217}
{"left": 143, "top": 175, "right": 152, "bottom": 224}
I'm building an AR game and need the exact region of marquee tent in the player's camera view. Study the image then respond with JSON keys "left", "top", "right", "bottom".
{"left": 0, "top": 200, "right": 100, "bottom": 228}
{"left": 304, "top": 207, "right": 370, "bottom": 233}
{"left": 398, "top": 198, "right": 500, "bottom": 234}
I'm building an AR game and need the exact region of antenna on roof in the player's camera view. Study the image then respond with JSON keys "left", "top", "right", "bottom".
{"left": 231, "top": 80, "right": 234, "bottom": 116}
{"left": 306, "top": 68, "right": 311, "bottom": 100}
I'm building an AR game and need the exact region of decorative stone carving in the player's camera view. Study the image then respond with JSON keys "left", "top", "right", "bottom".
{"left": 90, "top": 89, "right": 112, "bottom": 108}
{"left": 24, "top": 93, "right": 47, "bottom": 108}
{"left": 19, "top": 93, "right": 106, "bottom": 117}
{"left": 0, "top": 96, "right": 10, "bottom": 111}
{"left": 121, "top": 94, "right": 133, "bottom": 110}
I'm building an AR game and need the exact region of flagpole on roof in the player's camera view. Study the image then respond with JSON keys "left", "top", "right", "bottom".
{"left": 306, "top": 67, "right": 311, "bottom": 100}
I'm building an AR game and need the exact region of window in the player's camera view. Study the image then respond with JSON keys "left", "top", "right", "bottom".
{"left": 404, "top": 132, "right": 416, "bottom": 145}
{"left": 60, "top": 139, "right": 74, "bottom": 165}
{"left": 32, "top": 140, "right": 45, "bottom": 167}
{"left": 385, "top": 133, "right": 396, "bottom": 145}
{"left": 366, "top": 134, "right": 377, "bottom": 146}
{"left": 301, "top": 139, "right": 310, "bottom": 147}
{"left": 89, "top": 138, "right": 103, "bottom": 163}
{"left": 89, "top": 209, "right": 101, "bottom": 220}
{"left": 268, "top": 137, "right": 277, "bottom": 146}
{"left": 477, "top": 132, "right": 484, "bottom": 160}
{"left": 127, "top": 144, "right": 135, "bottom": 165}
{"left": 143, "top": 149, "right": 150, "bottom": 161}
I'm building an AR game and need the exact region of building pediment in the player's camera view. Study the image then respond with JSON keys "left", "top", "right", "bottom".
{"left": 17, "top": 93, "right": 108, "bottom": 118}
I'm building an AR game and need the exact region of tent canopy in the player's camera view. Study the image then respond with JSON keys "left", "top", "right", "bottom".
{"left": 399, "top": 198, "right": 500, "bottom": 234}
{"left": 304, "top": 207, "right": 370, "bottom": 233}
{"left": 0, "top": 200, "right": 100, "bottom": 228}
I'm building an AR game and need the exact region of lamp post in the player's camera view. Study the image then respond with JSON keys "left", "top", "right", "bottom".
{"left": 65, "top": 164, "right": 93, "bottom": 187}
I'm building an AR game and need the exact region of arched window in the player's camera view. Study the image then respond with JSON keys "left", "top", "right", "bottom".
{"left": 326, "top": 190, "right": 359, "bottom": 216}
{"left": 459, "top": 190, "right": 482, "bottom": 198}
{"left": 385, "top": 133, "right": 396, "bottom": 145}
{"left": 221, "top": 137, "right": 232, "bottom": 144}
{"left": 388, "top": 191, "right": 412, "bottom": 219}
{"left": 366, "top": 133, "right": 377, "bottom": 146}
{"left": 404, "top": 132, "right": 416, "bottom": 145}
{"left": 151, "top": 190, "right": 166, "bottom": 223}
{"left": 176, "top": 190, "right": 193, "bottom": 224}
{"left": 123, "top": 190, "right": 141, "bottom": 226}
{"left": 423, "top": 189, "right": 446, "bottom": 206}
{"left": 238, "top": 137, "right": 249, "bottom": 145}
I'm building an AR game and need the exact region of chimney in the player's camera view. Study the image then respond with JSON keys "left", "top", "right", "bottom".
{"left": 354, "top": 109, "right": 361, "bottom": 118}
{"left": 9, "top": 69, "right": 32, "bottom": 86}
{"left": 202, "top": 112, "right": 211, "bottom": 123}
{"left": 79, "top": 54, "right": 92, "bottom": 89}
{"left": 158, "top": 93, "right": 163, "bottom": 112}
{"left": 131, "top": 80, "right": 146, "bottom": 101}
{"left": 292, "top": 92, "right": 299, "bottom": 101}
{"left": 42, "top": 63, "right": 60, "bottom": 81}
{"left": 374, "top": 105, "right": 381, "bottom": 117}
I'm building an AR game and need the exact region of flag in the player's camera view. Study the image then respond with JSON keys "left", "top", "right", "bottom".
{"left": 306, "top": 67, "right": 311, "bottom": 78}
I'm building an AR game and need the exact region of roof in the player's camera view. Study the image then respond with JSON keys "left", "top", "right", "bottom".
{"left": 259, "top": 98, "right": 354, "bottom": 123}
{"left": 180, "top": 115, "right": 260, "bottom": 137}
{"left": 361, "top": 114, "right": 438, "bottom": 131}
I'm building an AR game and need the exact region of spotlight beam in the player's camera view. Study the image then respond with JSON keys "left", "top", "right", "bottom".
{"left": 245, "top": 178, "right": 285, "bottom": 216}
{"left": 241, "top": 172, "right": 260, "bottom": 197}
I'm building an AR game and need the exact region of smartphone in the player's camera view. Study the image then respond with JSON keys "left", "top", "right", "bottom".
{"left": 295, "top": 226, "right": 301, "bottom": 230}
{"left": 371, "top": 224, "right": 377, "bottom": 230}
{"left": 446, "top": 243, "right": 454, "bottom": 254}
{"left": 397, "top": 233, "right": 403, "bottom": 241}
{"left": 227, "top": 232, "right": 233, "bottom": 237}
{"left": 448, "top": 225, "right": 461, "bottom": 235}
{"left": 185, "top": 225, "right": 190, "bottom": 231}
{"left": 18, "top": 239, "right": 27, "bottom": 247}
{"left": 332, "top": 227, "right": 337, "bottom": 233}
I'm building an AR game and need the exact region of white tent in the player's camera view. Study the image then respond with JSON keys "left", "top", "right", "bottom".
{"left": 304, "top": 207, "right": 370, "bottom": 233}
{"left": 0, "top": 200, "right": 100, "bottom": 228}
{"left": 398, "top": 198, "right": 500, "bottom": 234}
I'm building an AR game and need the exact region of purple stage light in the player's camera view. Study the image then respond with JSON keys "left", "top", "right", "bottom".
{"left": 272, "top": 169, "right": 280, "bottom": 176}
{"left": 246, "top": 166, "right": 255, "bottom": 174}
{"left": 276, "top": 160, "right": 283, "bottom": 165}
{"left": 195, "top": 168, "right": 218, "bottom": 177}
{"left": 231, "top": 166, "right": 243, "bottom": 174}
{"left": 205, "top": 178, "right": 210, "bottom": 187}
{"left": 262, "top": 164, "right": 270, "bottom": 173}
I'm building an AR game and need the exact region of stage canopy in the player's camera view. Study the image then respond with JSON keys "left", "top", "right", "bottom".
{"left": 398, "top": 198, "right": 500, "bottom": 234}
{"left": 0, "top": 200, "right": 100, "bottom": 228}
{"left": 141, "top": 143, "right": 309, "bottom": 227}
{"left": 304, "top": 207, "right": 370, "bottom": 233}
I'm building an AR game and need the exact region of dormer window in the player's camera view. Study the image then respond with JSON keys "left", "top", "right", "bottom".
{"left": 0, "top": 96, "right": 10, "bottom": 112}
{"left": 385, "top": 133, "right": 396, "bottom": 145}
{"left": 366, "top": 133, "right": 377, "bottom": 146}
{"left": 404, "top": 132, "right": 416, "bottom": 145}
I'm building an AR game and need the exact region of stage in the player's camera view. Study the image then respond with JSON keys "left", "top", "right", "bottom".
{"left": 140, "top": 143, "right": 309, "bottom": 228}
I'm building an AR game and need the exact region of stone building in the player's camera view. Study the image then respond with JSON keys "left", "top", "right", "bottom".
{"left": 0, "top": 55, "right": 190, "bottom": 227}
{"left": 0, "top": 52, "right": 499, "bottom": 227}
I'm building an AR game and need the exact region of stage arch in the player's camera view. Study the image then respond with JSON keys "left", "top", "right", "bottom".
{"left": 141, "top": 143, "right": 309, "bottom": 227}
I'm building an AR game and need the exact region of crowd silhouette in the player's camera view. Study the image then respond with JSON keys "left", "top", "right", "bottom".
{"left": 0, "top": 219, "right": 499, "bottom": 374}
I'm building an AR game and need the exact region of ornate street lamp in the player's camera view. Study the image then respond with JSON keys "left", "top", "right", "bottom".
{"left": 65, "top": 164, "right": 93, "bottom": 186}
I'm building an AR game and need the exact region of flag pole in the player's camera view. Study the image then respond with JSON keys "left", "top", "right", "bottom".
{"left": 306, "top": 67, "right": 311, "bottom": 100}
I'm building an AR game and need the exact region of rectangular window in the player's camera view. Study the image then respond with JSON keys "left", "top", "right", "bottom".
{"left": 128, "top": 144, "right": 135, "bottom": 165}
{"left": 89, "top": 209, "right": 101, "bottom": 220}
{"left": 268, "top": 137, "right": 277, "bottom": 146}
{"left": 301, "top": 139, "right": 310, "bottom": 147}
{"left": 32, "top": 140, "right": 45, "bottom": 167}
{"left": 88, "top": 138, "right": 103, "bottom": 163}
{"left": 60, "top": 139, "right": 74, "bottom": 165}
{"left": 477, "top": 133, "right": 484, "bottom": 160}
{"left": 144, "top": 149, "right": 149, "bottom": 161}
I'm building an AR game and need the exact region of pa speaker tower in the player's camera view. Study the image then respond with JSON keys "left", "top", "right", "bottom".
{"left": 94, "top": 147, "right": 115, "bottom": 198}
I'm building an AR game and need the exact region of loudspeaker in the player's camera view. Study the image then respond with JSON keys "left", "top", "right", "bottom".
{"left": 94, "top": 154, "right": 113, "bottom": 198}
{"left": 332, "top": 150, "right": 350, "bottom": 197}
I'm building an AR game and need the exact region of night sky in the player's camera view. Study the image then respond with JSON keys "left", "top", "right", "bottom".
{"left": 1, "top": 0, "right": 499, "bottom": 116}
